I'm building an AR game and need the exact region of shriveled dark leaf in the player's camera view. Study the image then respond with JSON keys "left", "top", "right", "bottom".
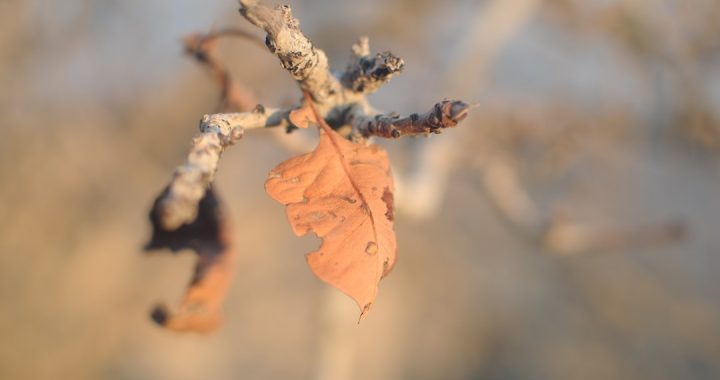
{"left": 146, "top": 187, "right": 235, "bottom": 333}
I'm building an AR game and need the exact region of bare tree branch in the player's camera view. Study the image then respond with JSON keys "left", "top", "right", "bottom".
{"left": 154, "top": 106, "right": 289, "bottom": 230}
{"left": 390, "top": 0, "right": 541, "bottom": 220}
{"left": 349, "top": 100, "right": 470, "bottom": 139}
{"left": 341, "top": 37, "right": 405, "bottom": 94}
{"left": 479, "top": 149, "right": 686, "bottom": 255}
{"left": 146, "top": 0, "right": 472, "bottom": 334}
{"left": 239, "top": 1, "right": 342, "bottom": 103}
{"left": 541, "top": 215, "right": 687, "bottom": 255}
{"left": 154, "top": 2, "right": 471, "bottom": 232}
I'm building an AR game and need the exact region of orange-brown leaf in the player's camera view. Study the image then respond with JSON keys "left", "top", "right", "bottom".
{"left": 288, "top": 103, "right": 316, "bottom": 129}
{"left": 265, "top": 126, "right": 396, "bottom": 318}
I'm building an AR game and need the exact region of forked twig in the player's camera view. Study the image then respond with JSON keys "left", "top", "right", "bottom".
{"left": 146, "top": 1, "right": 472, "bottom": 332}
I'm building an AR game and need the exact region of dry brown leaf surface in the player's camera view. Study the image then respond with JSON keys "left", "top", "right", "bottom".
{"left": 265, "top": 101, "right": 397, "bottom": 317}
{"left": 288, "top": 105, "right": 316, "bottom": 129}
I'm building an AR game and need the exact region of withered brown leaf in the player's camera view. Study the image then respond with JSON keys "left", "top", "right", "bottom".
{"left": 265, "top": 99, "right": 397, "bottom": 318}
{"left": 146, "top": 188, "right": 235, "bottom": 332}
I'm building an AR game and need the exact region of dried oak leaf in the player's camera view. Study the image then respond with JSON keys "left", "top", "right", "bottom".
{"left": 145, "top": 187, "right": 235, "bottom": 333}
{"left": 288, "top": 102, "right": 316, "bottom": 129}
{"left": 265, "top": 108, "right": 397, "bottom": 318}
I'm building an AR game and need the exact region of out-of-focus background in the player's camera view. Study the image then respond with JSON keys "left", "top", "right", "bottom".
{"left": 2, "top": 0, "right": 720, "bottom": 379}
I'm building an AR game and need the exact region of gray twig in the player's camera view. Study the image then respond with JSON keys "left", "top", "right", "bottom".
{"left": 155, "top": 106, "right": 288, "bottom": 230}
{"left": 341, "top": 37, "right": 405, "bottom": 94}
{"left": 154, "top": 1, "right": 471, "bottom": 231}
{"left": 349, "top": 100, "right": 470, "bottom": 138}
{"left": 239, "top": 1, "right": 342, "bottom": 103}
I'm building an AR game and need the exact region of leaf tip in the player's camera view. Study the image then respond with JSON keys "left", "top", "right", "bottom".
{"left": 358, "top": 302, "right": 373, "bottom": 323}
{"left": 150, "top": 304, "right": 169, "bottom": 326}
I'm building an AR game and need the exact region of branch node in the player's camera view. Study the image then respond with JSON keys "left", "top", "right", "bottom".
{"left": 342, "top": 38, "right": 405, "bottom": 94}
